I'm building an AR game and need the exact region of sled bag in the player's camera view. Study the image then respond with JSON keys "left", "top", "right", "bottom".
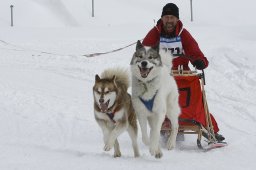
{"left": 175, "top": 75, "right": 219, "bottom": 133}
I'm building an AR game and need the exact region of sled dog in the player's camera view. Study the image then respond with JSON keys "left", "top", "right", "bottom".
{"left": 130, "top": 40, "right": 180, "bottom": 158}
{"left": 93, "top": 68, "right": 140, "bottom": 158}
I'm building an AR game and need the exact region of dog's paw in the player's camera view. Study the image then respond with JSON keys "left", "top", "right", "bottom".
{"left": 149, "top": 145, "right": 158, "bottom": 155}
{"left": 167, "top": 138, "right": 176, "bottom": 150}
{"left": 134, "top": 152, "right": 140, "bottom": 158}
{"left": 133, "top": 149, "right": 140, "bottom": 158}
{"left": 167, "top": 143, "right": 175, "bottom": 150}
{"left": 104, "top": 143, "right": 114, "bottom": 151}
{"left": 149, "top": 147, "right": 163, "bottom": 159}
{"left": 155, "top": 151, "right": 163, "bottom": 159}
{"left": 167, "top": 144, "right": 175, "bottom": 150}
{"left": 114, "top": 150, "right": 121, "bottom": 158}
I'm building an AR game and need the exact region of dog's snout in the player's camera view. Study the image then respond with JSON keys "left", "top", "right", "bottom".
{"left": 141, "top": 61, "right": 148, "bottom": 68}
{"left": 99, "top": 98, "right": 104, "bottom": 103}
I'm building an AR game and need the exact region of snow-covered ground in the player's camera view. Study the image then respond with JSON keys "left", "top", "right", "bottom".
{"left": 1, "top": 0, "right": 256, "bottom": 169}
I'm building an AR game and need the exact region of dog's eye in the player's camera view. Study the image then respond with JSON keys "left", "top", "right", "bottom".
{"left": 105, "top": 91, "right": 109, "bottom": 94}
{"left": 137, "top": 55, "right": 143, "bottom": 59}
{"left": 148, "top": 56, "right": 153, "bottom": 59}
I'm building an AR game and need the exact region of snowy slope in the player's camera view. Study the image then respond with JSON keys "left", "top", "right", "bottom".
{"left": 1, "top": 0, "right": 256, "bottom": 170}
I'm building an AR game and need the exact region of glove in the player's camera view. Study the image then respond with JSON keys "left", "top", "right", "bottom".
{"left": 192, "top": 59, "right": 206, "bottom": 70}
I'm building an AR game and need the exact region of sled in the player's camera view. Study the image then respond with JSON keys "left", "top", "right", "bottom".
{"left": 161, "top": 69, "right": 227, "bottom": 150}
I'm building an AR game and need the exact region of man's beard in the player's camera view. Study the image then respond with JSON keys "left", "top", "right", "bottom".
{"left": 164, "top": 22, "right": 175, "bottom": 32}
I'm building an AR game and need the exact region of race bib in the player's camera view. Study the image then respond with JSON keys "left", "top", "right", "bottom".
{"left": 160, "top": 36, "right": 183, "bottom": 56}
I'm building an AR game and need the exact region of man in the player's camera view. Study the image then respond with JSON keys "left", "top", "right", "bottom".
{"left": 142, "top": 3, "right": 225, "bottom": 141}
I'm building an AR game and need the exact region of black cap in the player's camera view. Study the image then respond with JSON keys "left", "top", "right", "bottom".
{"left": 161, "top": 3, "right": 179, "bottom": 19}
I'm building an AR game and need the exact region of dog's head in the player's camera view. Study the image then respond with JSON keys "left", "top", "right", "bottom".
{"left": 130, "top": 40, "right": 162, "bottom": 81}
{"left": 93, "top": 75, "right": 117, "bottom": 113}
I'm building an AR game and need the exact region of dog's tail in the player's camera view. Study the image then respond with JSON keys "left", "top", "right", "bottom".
{"left": 100, "top": 67, "right": 130, "bottom": 90}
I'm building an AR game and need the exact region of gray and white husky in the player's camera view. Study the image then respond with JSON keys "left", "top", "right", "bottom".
{"left": 130, "top": 40, "right": 180, "bottom": 158}
{"left": 93, "top": 68, "right": 140, "bottom": 158}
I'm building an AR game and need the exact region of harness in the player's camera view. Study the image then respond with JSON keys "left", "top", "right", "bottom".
{"left": 100, "top": 103, "right": 117, "bottom": 123}
{"left": 137, "top": 78, "right": 158, "bottom": 112}
{"left": 105, "top": 111, "right": 116, "bottom": 123}
{"left": 139, "top": 92, "right": 157, "bottom": 112}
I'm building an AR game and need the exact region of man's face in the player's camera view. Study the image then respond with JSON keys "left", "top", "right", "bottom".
{"left": 161, "top": 15, "right": 179, "bottom": 32}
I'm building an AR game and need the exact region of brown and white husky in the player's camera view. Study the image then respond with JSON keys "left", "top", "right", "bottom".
{"left": 93, "top": 68, "right": 140, "bottom": 158}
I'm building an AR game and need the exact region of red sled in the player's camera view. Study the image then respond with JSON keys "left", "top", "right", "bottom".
{"left": 161, "top": 70, "right": 227, "bottom": 150}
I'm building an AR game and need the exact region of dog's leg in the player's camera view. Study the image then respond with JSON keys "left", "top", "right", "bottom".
{"left": 137, "top": 114, "right": 150, "bottom": 145}
{"left": 113, "top": 139, "right": 121, "bottom": 158}
{"left": 148, "top": 114, "right": 165, "bottom": 158}
{"left": 127, "top": 125, "right": 140, "bottom": 157}
{"left": 166, "top": 117, "right": 178, "bottom": 150}
{"left": 166, "top": 94, "right": 180, "bottom": 150}
{"left": 96, "top": 119, "right": 110, "bottom": 146}
{"left": 104, "top": 121, "right": 128, "bottom": 151}
{"left": 132, "top": 97, "right": 149, "bottom": 145}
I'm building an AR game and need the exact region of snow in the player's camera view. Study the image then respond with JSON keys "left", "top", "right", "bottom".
{"left": 1, "top": 0, "right": 256, "bottom": 169}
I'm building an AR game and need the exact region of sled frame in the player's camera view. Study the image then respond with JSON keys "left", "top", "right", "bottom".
{"left": 161, "top": 69, "right": 218, "bottom": 149}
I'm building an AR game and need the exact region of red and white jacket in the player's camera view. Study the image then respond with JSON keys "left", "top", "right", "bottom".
{"left": 142, "top": 20, "right": 208, "bottom": 70}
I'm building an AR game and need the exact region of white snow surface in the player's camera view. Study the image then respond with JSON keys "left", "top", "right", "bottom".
{"left": 1, "top": 0, "right": 256, "bottom": 169}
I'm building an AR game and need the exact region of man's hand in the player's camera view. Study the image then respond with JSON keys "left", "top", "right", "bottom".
{"left": 192, "top": 59, "right": 206, "bottom": 70}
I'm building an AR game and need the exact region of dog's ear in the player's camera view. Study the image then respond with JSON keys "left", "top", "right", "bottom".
{"left": 136, "top": 40, "right": 143, "bottom": 51}
{"left": 152, "top": 42, "right": 159, "bottom": 53}
{"left": 130, "top": 54, "right": 135, "bottom": 65}
{"left": 95, "top": 74, "right": 101, "bottom": 82}
{"left": 111, "top": 75, "right": 116, "bottom": 82}
{"left": 111, "top": 75, "right": 117, "bottom": 86}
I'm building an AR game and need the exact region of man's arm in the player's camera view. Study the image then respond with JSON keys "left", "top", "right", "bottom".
{"left": 181, "top": 29, "right": 209, "bottom": 69}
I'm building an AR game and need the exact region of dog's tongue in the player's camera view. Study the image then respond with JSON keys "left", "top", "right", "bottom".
{"left": 100, "top": 103, "right": 108, "bottom": 112}
{"left": 140, "top": 68, "right": 149, "bottom": 77}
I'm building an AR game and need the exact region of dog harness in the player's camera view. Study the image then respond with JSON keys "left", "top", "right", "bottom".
{"left": 101, "top": 106, "right": 117, "bottom": 123}
{"left": 139, "top": 92, "right": 157, "bottom": 112}
{"left": 106, "top": 112, "right": 116, "bottom": 123}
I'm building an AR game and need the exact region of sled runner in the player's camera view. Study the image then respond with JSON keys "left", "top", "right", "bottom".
{"left": 161, "top": 69, "right": 227, "bottom": 151}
